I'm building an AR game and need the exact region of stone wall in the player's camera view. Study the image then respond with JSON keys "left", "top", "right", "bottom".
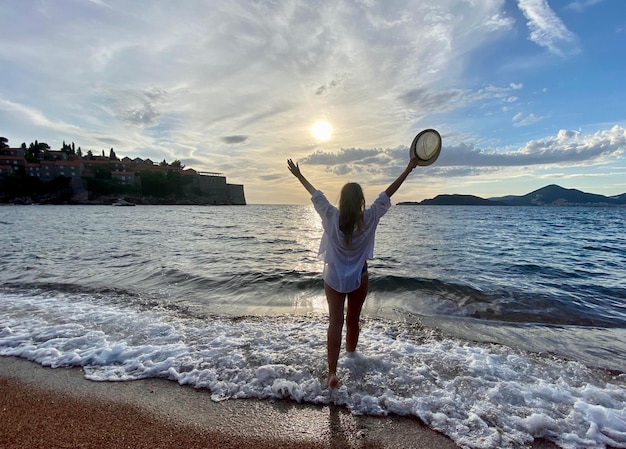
{"left": 196, "top": 174, "right": 246, "bottom": 205}
{"left": 227, "top": 184, "right": 246, "bottom": 205}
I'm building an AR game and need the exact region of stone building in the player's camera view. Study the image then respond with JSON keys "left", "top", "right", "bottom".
{"left": 0, "top": 146, "right": 246, "bottom": 205}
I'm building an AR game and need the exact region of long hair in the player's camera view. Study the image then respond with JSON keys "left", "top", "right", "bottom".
{"left": 338, "top": 183, "right": 365, "bottom": 248}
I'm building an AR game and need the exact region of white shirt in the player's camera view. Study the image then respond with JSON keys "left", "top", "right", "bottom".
{"left": 311, "top": 190, "right": 391, "bottom": 293}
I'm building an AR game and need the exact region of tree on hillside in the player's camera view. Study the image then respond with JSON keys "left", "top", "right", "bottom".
{"left": 109, "top": 148, "right": 117, "bottom": 160}
{"left": 171, "top": 159, "right": 185, "bottom": 169}
{"left": 140, "top": 171, "right": 168, "bottom": 196}
{"left": 61, "top": 141, "right": 75, "bottom": 155}
{"left": 0, "top": 137, "right": 8, "bottom": 149}
{"left": 159, "top": 159, "right": 168, "bottom": 167}
{"left": 25, "top": 141, "right": 50, "bottom": 162}
{"left": 42, "top": 148, "right": 54, "bottom": 160}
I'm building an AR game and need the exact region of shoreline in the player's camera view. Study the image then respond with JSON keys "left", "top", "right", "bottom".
{"left": 0, "top": 356, "right": 566, "bottom": 448}
{"left": 0, "top": 356, "right": 467, "bottom": 449}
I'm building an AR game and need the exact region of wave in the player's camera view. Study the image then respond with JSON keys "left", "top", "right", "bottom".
{"left": 3, "top": 264, "right": 624, "bottom": 328}
{"left": 1, "top": 288, "right": 624, "bottom": 449}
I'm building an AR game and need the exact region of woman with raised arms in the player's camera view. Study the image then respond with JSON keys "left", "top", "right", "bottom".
{"left": 287, "top": 157, "right": 419, "bottom": 387}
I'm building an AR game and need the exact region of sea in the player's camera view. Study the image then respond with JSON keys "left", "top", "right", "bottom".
{"left": 0, "top": 203, "right": 624, "bottom": 449}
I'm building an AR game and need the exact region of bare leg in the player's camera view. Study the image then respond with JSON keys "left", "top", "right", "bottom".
{"left": 324, "top": 282, "right": 345, "bottom": 388}
{"left": 346, "top": 273, "right": 368, "bottom": 353}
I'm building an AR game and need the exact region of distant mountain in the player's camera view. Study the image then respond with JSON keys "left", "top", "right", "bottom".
{"left": 490, "top": 185, "right": 624, "bottom": 206}
{"left": 419, "top": 194, "right": 504, "bottom": 206}
{"left": 398, "top": 185, "right": 626, "bottom": 206}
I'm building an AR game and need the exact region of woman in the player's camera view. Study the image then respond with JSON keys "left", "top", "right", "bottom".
{"left": 287, "top": 157, "right": 419, "bottom": 387}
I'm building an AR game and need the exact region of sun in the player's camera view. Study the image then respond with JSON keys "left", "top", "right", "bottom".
{"left": 310, "top": 119, "right": 333, "bottom": 141}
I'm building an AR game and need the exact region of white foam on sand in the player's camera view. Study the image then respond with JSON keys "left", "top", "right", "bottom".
{"left": 1, "top": 289, "right": 625, "bottom": 449}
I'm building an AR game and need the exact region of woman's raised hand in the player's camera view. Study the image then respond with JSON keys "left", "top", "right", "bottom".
{"left": 287, "top": 159, "right": 317, "bottom": 194}
{"left": 287, "top": 159, "right": 302, "bottom": 178}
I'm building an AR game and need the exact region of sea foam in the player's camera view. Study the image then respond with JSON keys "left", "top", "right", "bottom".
{"left": 1, "top": 289, "right": 624, "bottom": 449}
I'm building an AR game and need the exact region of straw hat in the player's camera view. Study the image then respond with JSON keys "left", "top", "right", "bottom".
{"left": 410, "top": 129, "right": 442, "bottom": 166}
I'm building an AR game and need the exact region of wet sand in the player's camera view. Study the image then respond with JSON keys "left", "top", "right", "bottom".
{"left": 0, "top": 356, "right": 464, "bottom": 448}
{"left": 0, "top": 357, "right": 561, "bottom": 448}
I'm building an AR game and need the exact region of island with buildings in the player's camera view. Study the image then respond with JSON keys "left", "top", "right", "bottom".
{"left": 0, "top": 138, "right": 245, "bottom": 205}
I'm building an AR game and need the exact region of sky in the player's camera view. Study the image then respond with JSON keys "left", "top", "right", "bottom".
{"left": 1, "top": 0, "right": 625, "bottom": 204}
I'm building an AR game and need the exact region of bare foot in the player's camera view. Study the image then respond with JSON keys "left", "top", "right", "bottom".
{"left": 327, "top": 373, "right": 339, "bottom": 388}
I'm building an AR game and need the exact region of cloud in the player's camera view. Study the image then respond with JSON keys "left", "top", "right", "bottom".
{"left": 315, "top": 73, "right": 350, "bottom": 96}
{"left": 399, "top": 83, "right": 524, "bottom": 115}
{"left": 86, "top": 0, "right": 112, "bottom": 7}
{"left": 299, "top": 126, "right": 626, "bottom": 180}
{"left": 517, "top": 0, "right": 579, "bottom": 56}
{"left": 397, "top": 87, "right": 463, "bottom": 110}
{"left": 301, "top": 146, "right": 404, "bottom": 178}
{"left": 259, "top": 173, "right": 283, "bottom": 181}
{"left": 513, "top": 112, "right": 544, "bottom": 127}
{"left": 566, "top": 0, "right": 604, "bottom": 13}
{"left": 440, "top": 125, "right": 625, "bottom": 167}
{"left": 221, "top": 135, "right": 248, "bottom": 144}
{"left": 0, "top": 97, "right": 84, "bottom": 136}
{"left": 108, "top": 88, "right": 168, "bottom": 127}
{"left": 303, "top": 148, "right": 383, "bottom": 166}
{"left": 556, "top": 129, "right": 579, "bottom": 139}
